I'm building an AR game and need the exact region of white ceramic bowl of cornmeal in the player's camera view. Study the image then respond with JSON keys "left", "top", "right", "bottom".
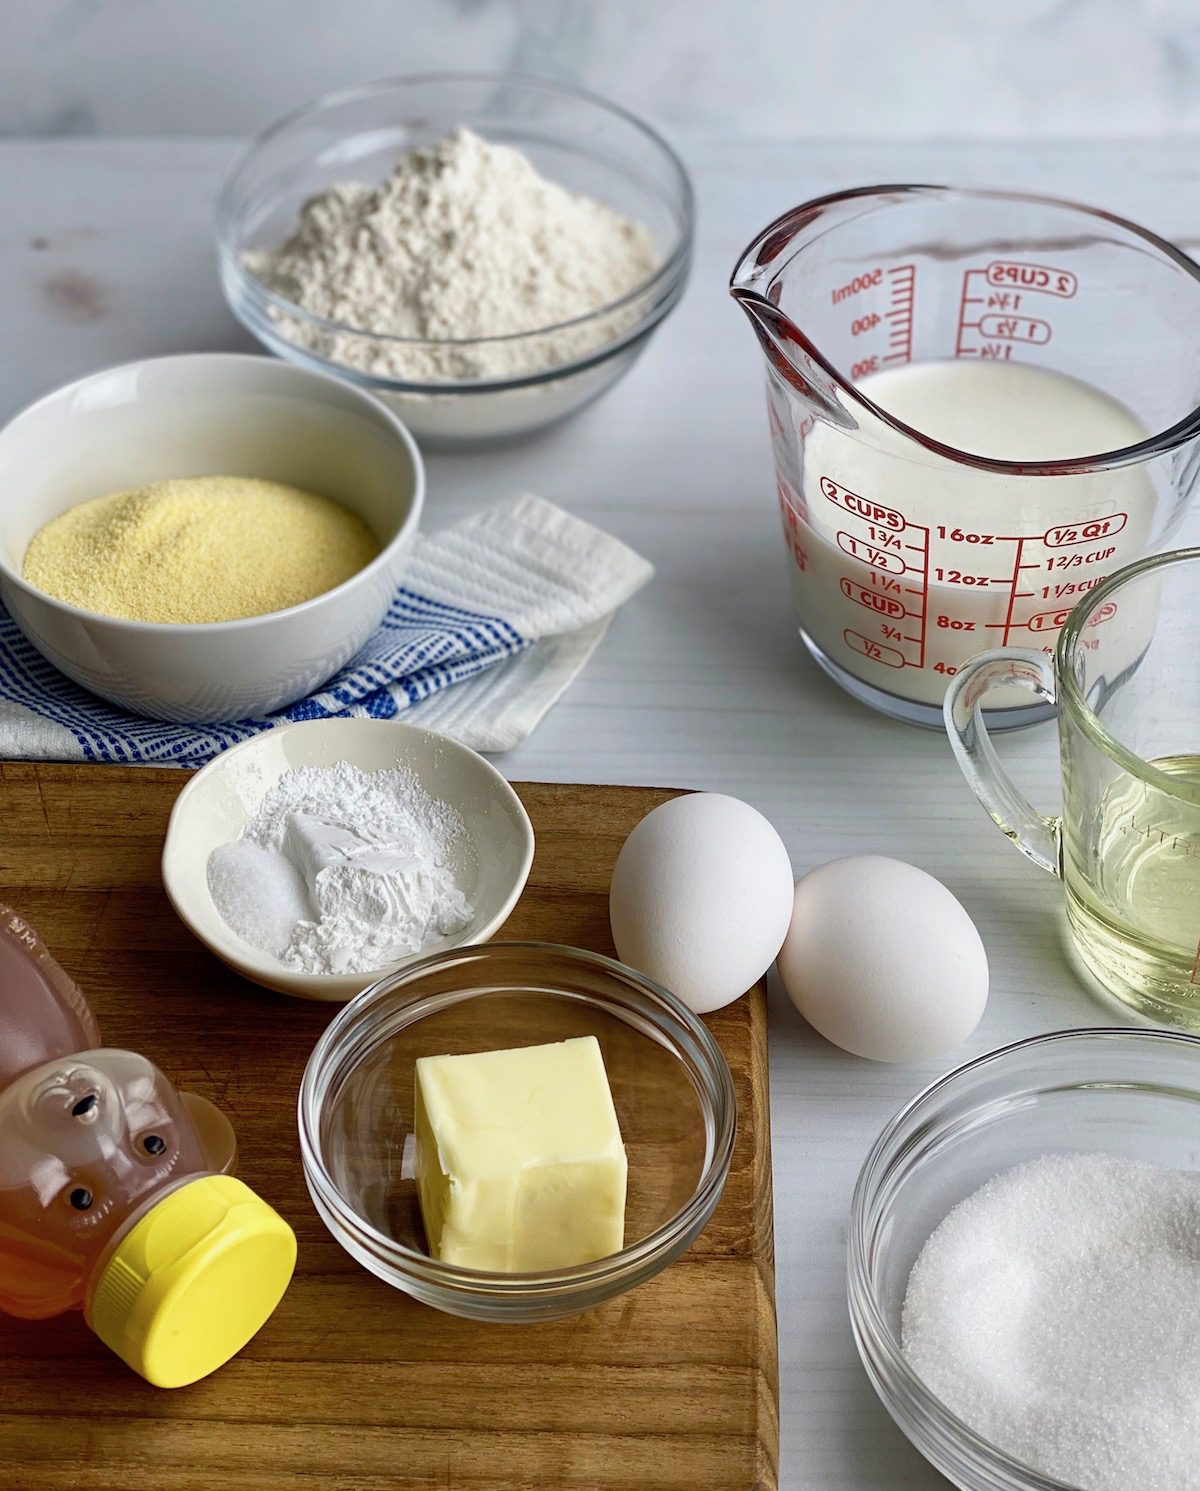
{"left": 0, "top": 353, "right": 424, "bottom": 721}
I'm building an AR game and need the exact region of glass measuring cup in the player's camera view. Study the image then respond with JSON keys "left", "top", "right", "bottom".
{"left": 731, "top": 187, "right": 1200, "bottom": 728}
{"left": 945, "top": 549, "right": 1200, "bottom": 1027}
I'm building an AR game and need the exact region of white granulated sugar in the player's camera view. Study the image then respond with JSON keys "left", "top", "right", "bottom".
{"left": 243, "top": 126, "right": 660, "bottom": 383}
{"left": 207, "top": 761, "right": 474, "bottom": 975}
{"left": 901, "top": 1152, "right": 1200, "bottom": 1491}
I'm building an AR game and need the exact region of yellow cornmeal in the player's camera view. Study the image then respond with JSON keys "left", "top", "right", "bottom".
{"left": 23, "top": 476, "right": 380, "bottom": 624}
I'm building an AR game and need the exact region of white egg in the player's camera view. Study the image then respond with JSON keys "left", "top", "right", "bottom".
{"left": 609, "top": 793, "right": 794, "bottom": 1015}
{"left": 777, "top": 856, "right": 988, "bottom": 1063}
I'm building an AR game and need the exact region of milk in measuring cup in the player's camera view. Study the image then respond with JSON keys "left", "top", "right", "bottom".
{"left": 780, "top": 359, "right": 1153, "bottom": 707}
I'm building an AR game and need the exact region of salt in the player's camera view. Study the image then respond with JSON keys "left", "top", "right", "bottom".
{"left": 901, "top": 1152, "right": 1200, "bottom": 1491}
{"left": 206, "top": 839, "right": 309, "bottom": 958}
{"left": 206, "top": 761, "right": 474, "bottom": 976}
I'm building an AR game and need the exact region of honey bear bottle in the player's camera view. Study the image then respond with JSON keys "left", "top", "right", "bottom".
{"left": 0, "top": 904, "right": 296, "bottom": 1387}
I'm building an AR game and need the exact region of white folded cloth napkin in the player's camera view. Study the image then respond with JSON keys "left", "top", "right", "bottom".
{"left": 0, "top": 494, "right": 653, "bottom": 765}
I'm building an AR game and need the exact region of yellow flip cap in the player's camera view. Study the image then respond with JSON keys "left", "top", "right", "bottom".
{"left": 87, "top": 1174, "right": 296, "bottom": 1388}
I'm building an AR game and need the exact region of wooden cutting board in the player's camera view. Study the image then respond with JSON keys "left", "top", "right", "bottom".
{"left": 0, "top": 766, "right": 778, "bottom": 1491}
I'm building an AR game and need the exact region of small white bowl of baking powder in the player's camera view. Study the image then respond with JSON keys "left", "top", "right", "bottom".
{"left": 162, "top": 718, "right": 534, "bottom": 1001}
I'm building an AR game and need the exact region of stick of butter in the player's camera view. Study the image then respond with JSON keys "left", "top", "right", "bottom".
{"left": 414, "top": 1035, "right": 628, "bottom": 1272}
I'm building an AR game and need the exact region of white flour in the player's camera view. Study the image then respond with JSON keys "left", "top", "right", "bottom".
{"left": 207, "top": 762, "right": 474, "bottom": 975}
{"left": 244, "top": 126, "right": 660, "bottom": 383}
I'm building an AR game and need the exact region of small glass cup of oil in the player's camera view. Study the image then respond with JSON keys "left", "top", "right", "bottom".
{"left": 945, "top": 547, "right": 1200, "bottom": 1027}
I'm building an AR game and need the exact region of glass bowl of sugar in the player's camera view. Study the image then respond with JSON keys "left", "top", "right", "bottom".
{"left": 217, "top": 73, "right": 694, "bottom": 447}
{"left": 849, "top": 1027, "right": 1200, "bottom": 1491}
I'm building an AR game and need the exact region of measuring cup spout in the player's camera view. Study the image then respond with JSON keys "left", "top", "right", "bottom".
{"left": 730, "top": 286, "right": 851, "bottom": 427}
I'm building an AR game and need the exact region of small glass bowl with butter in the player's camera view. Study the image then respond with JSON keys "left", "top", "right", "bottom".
{"left": 298, "top": 941, "right": 736, "bottom": 1322}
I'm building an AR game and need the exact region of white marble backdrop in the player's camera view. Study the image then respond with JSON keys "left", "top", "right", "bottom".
{"left": 2, "top": 0, "right": 1199, "bottom": 139}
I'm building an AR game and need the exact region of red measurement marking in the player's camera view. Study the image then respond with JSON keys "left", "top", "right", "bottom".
{"left": 986, "top": 261, "right": 1077, "bottom": 298}
{"left": 1043, "top": 513, "right": 1127, "bottom": 547}
{"left": 844, "top": 630, "right": 905, "bottom": 668}
{"left": 1027, "top": 605, "right": 1074, "bottom": 634}
{"left": 882, "top": 264, "right": 915, "bottom": 365}
{"left": 1046, "top": 548, "right": 1117, "bottom": 570}
{"left": 956, "top": 262, "right": 1076, "bottom": 359}
{"left": 840, "top": 578, "right": 907, "bottom": 618}
{"left": 1001, "top": 537, "right": 1025, "bottom": 646}
{"left": 821, "top": 476, "right": 905, "bottom": 531}
{"left": 954, "top": 269, "right": 972, "bottom": 358}
{"left": 1041, "top": 576, "right": 1105, "bottom": 601}
{"left": 916, "top": 522, "right": 931, "bottom": 668}
{"left": 830, "top": 268, "right": 884, "bottom": 305}
{"left": 777, "top": 484, "right": 808, "bottom": 571}
{"left": 836, "top": 531, "right": 907, "bottom": 573}
{"left": 1024, "top": 600, "right": 1118, "bottom": 634}
{"left": 977, "top": 314, "right": 1052, "bottom": 345}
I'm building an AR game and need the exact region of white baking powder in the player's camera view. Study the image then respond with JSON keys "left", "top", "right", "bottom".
{"left": 244, "top": 126, "right": 660, "bottom": 383}
{"left": 901, "top": 1152, "right": 1200, "bottom": 1491}
{"left": 207, "top": 761, "right": 474, "bottom": 975}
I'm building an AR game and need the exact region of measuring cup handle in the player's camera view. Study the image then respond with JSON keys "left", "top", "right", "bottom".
{"left": 943, "top": 649, "right": 1062, "bottom": 877}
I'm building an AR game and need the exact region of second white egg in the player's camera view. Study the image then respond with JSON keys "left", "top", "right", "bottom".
{"left": 609, "top": 792, "right": 794, "bottom": 1015}
{"left": 777, "top": 855, "right": 988, "bottom": 1062}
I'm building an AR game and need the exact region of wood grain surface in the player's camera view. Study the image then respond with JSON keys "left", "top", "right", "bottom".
{"left": 0, "top": 765, "right": 778, "bottom": 1491}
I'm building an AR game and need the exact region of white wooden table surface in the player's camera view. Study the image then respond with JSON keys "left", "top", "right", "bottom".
{"left": 3, "top": 133, "right": 1197, "bottom": 1489}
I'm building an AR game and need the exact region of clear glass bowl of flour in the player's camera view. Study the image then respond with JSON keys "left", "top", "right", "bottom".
{"left": 848, "top": 1027, "right": 1200, "bottom": 1491}
{"left": 217, "top": 73, "right": 694, "bottom": 448}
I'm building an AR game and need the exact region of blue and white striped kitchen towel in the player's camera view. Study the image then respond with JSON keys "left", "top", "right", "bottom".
{"left": 0, "top": 494, "right": 653, "bottom": 766}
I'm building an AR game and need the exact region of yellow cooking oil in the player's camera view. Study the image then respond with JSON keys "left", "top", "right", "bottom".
{"left": 1063, "top": 754, "right": 1200, "bottom": 1023}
